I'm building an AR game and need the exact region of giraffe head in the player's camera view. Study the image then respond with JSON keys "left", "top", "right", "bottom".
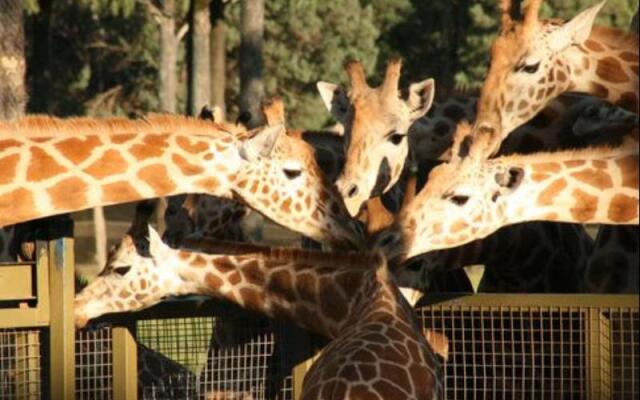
{"left": 231, "top": 97, "right": 364, "bottom": 248}
{"left": 468, "top": 0, "right": 606, "bottom": 156}
{"left": 317, "top": 59, "right": 435, "bottom": 216}
{"left": 163, "top": 193, "right": 248, "bottom": 247}
{"left": 74, "top": 225, "right": 183, "bottom": 328}
{"left": 376, "top": 123, "right": 527, "bottom": 260}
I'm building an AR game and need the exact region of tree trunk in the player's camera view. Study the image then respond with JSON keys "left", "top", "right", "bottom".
{"left": 159, "top": 0, "right": 178, "bottom": 114}
{"left": 28, "top": 0, "right": 53, "bottom": 113}
{"left": 210, "top": 0, "right": 227, "bottom": 116}
{"left": 239, "top": 0, "right": 264, "bottom": 127}
{"left": 189, "top": 0, "right": 211, "bottom": 115}
{"left": 631, "top": 9, "right": 638, "bottom": 35}
{"left": 0, "top": 0, "right": 27, "bottom": 119}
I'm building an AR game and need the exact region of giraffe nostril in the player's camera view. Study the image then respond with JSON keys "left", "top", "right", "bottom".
{"left": 346, "top": 184, "right": 359, "bottom": 198}
{"left": 478, "top": 124, "right": 495, "bottom": 135}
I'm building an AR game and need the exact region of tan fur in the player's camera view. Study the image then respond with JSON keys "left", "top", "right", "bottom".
{"left": 0, "top": 114, "right": 243, "bottom": 138}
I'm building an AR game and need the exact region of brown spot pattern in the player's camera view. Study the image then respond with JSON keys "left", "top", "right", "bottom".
{"left": 570, "top": 189, "right": 598, "bottom": 222}
{"left": 608, "top": 193, "right": 638, "bottom": 223}
{"left": 0, "top": 139, "right": 21, "bottom": 152}
{"left": 616, "top": 155, "right": 639, "bottom": 189}
{"left": 0, "top": 188, "right": 35, "bottom": 226}
{"left": 176, "top": 136, "right": 210, "bottom": 154}
{"left": 205, "top": 273, "right": 223, "bottom": 290}
{"left": 193, "top": 177, "right": 221, "bottom": 192}
{"left": 83, "top": 150, "right": 128, "bottom": 179}
{"left": 111, "top": 134, "right": 137, "bottom": 144}
{"left": 537, "top": 178, "right": 567, "bottom": 206}
{"left": 137, "top": 164, "right": 176, "bottom": 196}
{"left": 172, "top": 154, "right": 204, "bottom": 176}
{"left": 129, "top": 134, "right": 169, "bottom": 161}
{"left": 55, "top": 136, "right": 101, "bottom": 164}
{"left": 102, "top": 181, "right": 141, "bottom": 203}
{"left": 571, "top": 168, "right": 613, "bottom": 190}
{"left": 619, "top": 51, "right": 638, "bottom": 62}
{"left": 0, "top": 154, "right": 19, "bottom": 185}
{"left": 585, "top": 40, "right": 604, "bottom": 52}
{"left": 47, "top": 177, "right": 88, "bottom": 211}
{"left": 596, "top": 57, "right": 630, "bottom": 84}
{"left": 564, "top": 160, "right": 585, "bottom": 168}
{"left": 450, "top": 220, "right": 468, "bottom": 234}
{"left": 590, "top": 82, "right": 610, "bottom": 98}
{"left": 27, "top": 147, "right": 67, "bottom": 182}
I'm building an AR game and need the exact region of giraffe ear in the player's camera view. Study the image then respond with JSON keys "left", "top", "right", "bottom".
{"left": 147, "top": 225, "right": 169, "bottom": 260}
{"left": 407, "top": 78, "right": 435, "bottom": 122}
{"left": 548, "top": 1, "right": 605, "bottom": 52}
{"left": 239, "top": 124, "right": 284, "bottom": 162}
{"left": 317, "top": 81, "right": 350, "bottom": 123}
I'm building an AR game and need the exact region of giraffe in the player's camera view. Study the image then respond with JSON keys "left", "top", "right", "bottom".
{"left": 316, "top": 57, "right": 636, "bottom": 216}
{"left": 316, "top": 59, "right": 436, "bottom": 216}
{"left": 459, "top": 0, "right": 638, "bottom": 158}
{"left": 377, "top": 124, "right": 638, "bottom": 261}
{"left": 318, "top": 60, "right": 630, "bottom": 297}
{"left": 447, "top": 0, "right": 639, "bottom": 294}
{"left": 0, "top": 110, "right": 362, "bottom": 247}
{"left": 74, "top": 227, "right": 444, "bottom": 399}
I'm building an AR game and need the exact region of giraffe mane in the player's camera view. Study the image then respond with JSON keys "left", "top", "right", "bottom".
{"left": 0, "top": 114, "right": 242, "bottom": 138}
{"left": 589, "top": 25, "right": 639, "bottom": 52}
{"left": 498, "top": 143, "right": 638, "bottom": 165}
{"left": 182, "top": 237, "right": 380, "bottom": 270}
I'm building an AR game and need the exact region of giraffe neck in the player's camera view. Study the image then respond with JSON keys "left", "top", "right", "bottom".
{"left": 500, "top": 148, "right": 639, "bottom": 226}
{"left": 562, "top": 26, "right": 639, "bottom": 112}
{"left": 174, "top": 239, "right": 390, "bottom": 339}
{"left": 0, "top": 122, "right": 239, "bottom": 227}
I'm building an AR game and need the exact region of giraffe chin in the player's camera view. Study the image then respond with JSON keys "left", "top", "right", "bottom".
{"left": 74, "top": 313, "right": 89, "bottom": 329}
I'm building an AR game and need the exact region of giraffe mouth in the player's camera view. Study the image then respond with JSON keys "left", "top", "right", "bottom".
{"left": 371, "top": 158, "right": 391, "bottom": 198}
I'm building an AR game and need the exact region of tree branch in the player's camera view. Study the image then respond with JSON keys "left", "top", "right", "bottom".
{"left": 176, "top": 23, "right": 189, "bottom": 43}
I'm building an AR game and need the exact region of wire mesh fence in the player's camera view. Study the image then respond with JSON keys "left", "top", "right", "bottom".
{"left": 0, "top": 328, "right": 43, "bottom": 400}
{"left": 417, "top": 296, "right": 639, "bottom": 400}
{"left": 136, "top": 314, "right": 296, "bottom": 400}
{"left": 1, "top": 295, "right": 638, "bottom": 399}
{"left": 75, "top": 326, "right": 113, "bottom": 400}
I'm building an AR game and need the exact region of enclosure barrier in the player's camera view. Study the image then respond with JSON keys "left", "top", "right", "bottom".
{"left": 1, "top": 218, "right": 639, "bottom": 399}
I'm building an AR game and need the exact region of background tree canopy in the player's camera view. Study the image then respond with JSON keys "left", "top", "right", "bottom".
{"left": 24, "top": 0, "right": 638, "bottom": 129}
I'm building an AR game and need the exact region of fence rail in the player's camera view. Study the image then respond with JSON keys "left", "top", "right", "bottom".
{"left": 1, "top": 218, "right": 638, "bottom": 399}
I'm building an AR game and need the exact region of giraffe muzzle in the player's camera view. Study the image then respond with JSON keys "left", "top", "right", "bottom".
{"left": 371, "top": 158, "right": 391, "bottom": 197}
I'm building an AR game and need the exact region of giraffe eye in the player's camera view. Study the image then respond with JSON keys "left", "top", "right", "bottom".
{"left": 448, "top": 195, "right": 469, "bottom": 206}
{"left": 518, "top": 62, "right": 540, "bottom": 74}
{"left": 388, "top": 132, "right": 406, "bottom": 145}
{"left": 283, "top": 168, "right": 302, "bottom": 179}
{"left": 114, "top": 266, "right": 132, "bottom": 276}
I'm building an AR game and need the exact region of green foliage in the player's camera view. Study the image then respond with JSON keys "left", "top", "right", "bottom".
{"left": 223, "top": 0, "right": 380, "bottom": 129}
{"left": 23, "top": 0, "right": 639, "bottom": 128}
{"left": 26, "top": 1, "right": 165, "bottom": 116}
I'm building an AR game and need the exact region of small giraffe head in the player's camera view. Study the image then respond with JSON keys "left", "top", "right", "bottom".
{"left": 74, "top": 226, "right": 180, "bottom": 328}
{"left": 163, "top": 193, "right": 248, "bottom": 247}
{"left": 317, "top": 59, "right": 435, "bottom": 216}
{"left": 232, "top": 98, "right": 364, "bottom": 247}
{"left": 469, "top": 0, "right": 606, "bottom": 156}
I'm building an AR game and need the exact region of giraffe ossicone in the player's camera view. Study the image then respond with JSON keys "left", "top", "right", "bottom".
{"left": 75, "top": 225, "right": 443, "bottom": 399}
{"left": 317, "top": 59, "right": 435, "bottom": 216}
